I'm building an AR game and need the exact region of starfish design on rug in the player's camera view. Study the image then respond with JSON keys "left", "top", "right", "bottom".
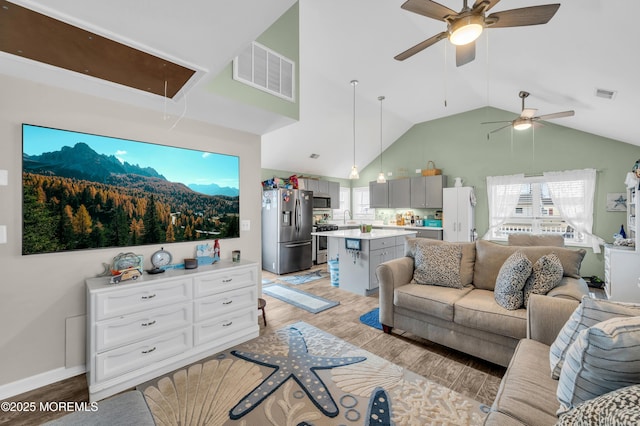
{"left": 229, "top": 326, "right": 366, "bottom": 419}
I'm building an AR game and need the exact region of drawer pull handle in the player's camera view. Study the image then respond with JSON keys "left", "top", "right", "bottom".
{"left": 142, "top": 347, "right": 156, "bottom": 354}
{"left": 222, "top": 278, "right": 233, "bottom": 283}
{"left": 141, "top": 320, "right": 156, "bottom": 327}
{"left": 222, "top": 321, "right": 233, "bottom": 327}
{"left": 141, "top": 294, "right": 156, "bottom": 300}
{"left": 222, "top": 299, "right": 233, "bottom": 305}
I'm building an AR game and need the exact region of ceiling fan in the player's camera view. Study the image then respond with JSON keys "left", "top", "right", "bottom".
{"left": 482, "top": 91, "right": 575, "bottom": 137}
{"left": 395, "top": 0, "right": 561, "bottom": 66}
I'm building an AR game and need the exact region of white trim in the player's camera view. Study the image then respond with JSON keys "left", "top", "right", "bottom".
{"left": 0, "top": 365, "right": 86, "bottom": 400}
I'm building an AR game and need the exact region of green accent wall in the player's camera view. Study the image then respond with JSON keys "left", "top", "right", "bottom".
{"left": 355, "top": 106, "right": 640, "bottom": 277}
{"left": 207, "top": 2, "right": 299, "bottom": 120}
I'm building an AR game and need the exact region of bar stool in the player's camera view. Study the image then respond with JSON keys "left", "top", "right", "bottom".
{"left": 258, "top": 297, "right": 267, "bottom": 326}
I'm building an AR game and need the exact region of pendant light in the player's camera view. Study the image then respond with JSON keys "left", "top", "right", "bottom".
{"left": 376, "top": 95, "right": 386, "bottom": 183}
{"left": 348, "top": 80, "right": 360, "bottom": 180}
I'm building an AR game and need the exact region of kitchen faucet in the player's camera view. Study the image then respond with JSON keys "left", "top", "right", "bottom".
{"left": 343, "top": 209, "right": 352, "bottom": 224}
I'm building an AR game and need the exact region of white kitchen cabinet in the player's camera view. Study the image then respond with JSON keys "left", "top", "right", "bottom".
{"left": 443, "top": 187, "right": 476, "bottom": 242}
{"left": 604, "top": 245, "right": 640, "bottom": 303}
{"left": 410, "top": 175, "right": 447, "bottom": 209}
{"left": 86, "top": 260, "right": 259, "bottom": 402}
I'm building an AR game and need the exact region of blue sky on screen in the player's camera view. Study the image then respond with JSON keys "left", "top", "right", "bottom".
{"left": 23, "top": 124, "right": 239, "bottom": 189}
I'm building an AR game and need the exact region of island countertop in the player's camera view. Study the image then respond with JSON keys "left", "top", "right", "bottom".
{"left": 311, "top": 229, "right": 417, "bottom": 239}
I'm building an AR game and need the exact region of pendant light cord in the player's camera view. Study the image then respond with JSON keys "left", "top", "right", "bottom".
{"left": 379, "top": 96, "right": 384, "bottom": 173}
{"left": 352, "top": 80, "right": 357, "bottom": 168}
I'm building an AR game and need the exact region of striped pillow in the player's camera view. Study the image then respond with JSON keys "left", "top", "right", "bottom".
{"left": 549, "top": 297, "right": 640, "bottom": 379}
{"left": 556, "top": 316, "right": 640, "bottom": 414}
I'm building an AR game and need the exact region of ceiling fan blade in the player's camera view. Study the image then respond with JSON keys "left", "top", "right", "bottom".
{"left": 456, "top": 41, "right": 476, "bottom": 67}
{"left": 473, "top": 0, "right": 502, "bottom": 13}
{"left": 394, "top": 32, "right": 448, "bottom": 61}
{"left": 521, "top": 108, "right": 537, "bottom": 118}
{"left": 488, "top": 123, "right": 512, "bottom": 137}
{"left": 535, "top": 110, "right": 575, "bottom": 120}
{"left": 487, "top": 4, "right": 560, "bottom": 28}
{"left": 481, "top": 120, "right": 512, "bottom": 124}
{"left": 401, "top": 0, "right": 457, "bottom": 22}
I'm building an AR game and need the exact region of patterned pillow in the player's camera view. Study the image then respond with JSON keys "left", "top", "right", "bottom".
{"left": 494, "top": 250, "right": 532, "bottom": 310}
{"left": 549, "top": 297, "right": 640, "bottom": 379}
{"left": 556, "top": 316, "right": 640, "bottom": 414}
{"left": 413, "top": 243, "right": 463, "bottom": 288}
{"left": 523, "top": 253, "right": 564, "bottom": 307}
{"left": 557, "top": 384, "right": 640, "bottom": 425}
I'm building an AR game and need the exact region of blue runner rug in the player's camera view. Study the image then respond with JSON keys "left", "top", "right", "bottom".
{"left": 263, "top": 284, "right": 339, "bottom": 314}
{"left": 359, "top": 307, "right": 382, "bottom": 330}
{"left": 277, "top": 269, "right": 328, "bottom": 285}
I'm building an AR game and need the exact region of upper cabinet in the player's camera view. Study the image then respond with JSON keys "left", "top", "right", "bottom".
{"left": 389, "top": 179, "right": 411, "bottom": 208}
{"left": 328, "top": 181, "right": 340, "bottom": 208}
{"left": 369, "top": 181, "right": 389, "bottom": 208}
{"left": 410, "top": 175, "right": 447, "bottom": 209}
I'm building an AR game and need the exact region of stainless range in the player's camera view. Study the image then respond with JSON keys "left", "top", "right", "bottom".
{"left": 312, "top": 224, "right": 338, "bottom": 265}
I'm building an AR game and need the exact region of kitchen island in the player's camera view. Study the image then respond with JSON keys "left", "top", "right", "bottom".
{"left": 311, "top": 229, "right": 417, "bottom": 296}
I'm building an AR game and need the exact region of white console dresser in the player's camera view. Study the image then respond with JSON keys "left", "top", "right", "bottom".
{"left": 86, "top": 260, "right": 259, "bottom": 402}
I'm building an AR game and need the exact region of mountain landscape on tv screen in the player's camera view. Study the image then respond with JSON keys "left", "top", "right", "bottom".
{"left": 22, "top": 142, "right": 239, "bottom": 254}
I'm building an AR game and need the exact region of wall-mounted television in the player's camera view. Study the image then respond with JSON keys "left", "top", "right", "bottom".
{"left": 22, "top": 124, "right": 240, "bottom": 255}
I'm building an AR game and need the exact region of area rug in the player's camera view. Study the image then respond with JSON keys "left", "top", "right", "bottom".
{"left": 139, "top": 322, "right": 488, "bottom": 425}
{"left": 262, "top": 283, "right": 339, "bottom": 314}
{"left": 359, "top": 307, "right": 382, "bottom": 330}
{"left": 277, "top": 269, "right": 329, "bottom": 285}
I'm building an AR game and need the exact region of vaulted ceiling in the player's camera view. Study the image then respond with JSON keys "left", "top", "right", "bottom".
{"left": 2, "top": 1, "right": 637, "bottom": 179}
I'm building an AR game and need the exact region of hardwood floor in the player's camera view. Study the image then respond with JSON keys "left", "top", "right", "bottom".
{"left": 0, "top": 264, "right": 505, "bottom": 425}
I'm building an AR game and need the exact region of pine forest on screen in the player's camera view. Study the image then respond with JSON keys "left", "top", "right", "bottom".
{"left": 22, "top": 124, "right": 240, "bottom": 255}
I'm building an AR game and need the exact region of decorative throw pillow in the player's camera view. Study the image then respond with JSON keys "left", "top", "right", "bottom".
{"left": 556, "top": 316, "right": 640, "bottom": 414}
{"left": 523, "top": 253, "right": 564, "bottom": 307}
{"left": 549, "top": 297, "right": 640, "bottom": 379}
{"left": 494, "top": 250, "right": 532, "bottom": 310}
{"left": 557, "top": 384, "right": 640, "bottom": 425}
{"left": 413, "top": 243, "right": 463, "bottom": 288}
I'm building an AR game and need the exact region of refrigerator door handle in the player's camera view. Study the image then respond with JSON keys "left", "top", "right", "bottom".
{"left": 284, "top": 241, "right": 311, "bottom": 248}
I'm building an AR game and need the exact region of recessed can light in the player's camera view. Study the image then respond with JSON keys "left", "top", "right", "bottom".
{"left": 309, "top": 153, "right": 320, "bottom": 159}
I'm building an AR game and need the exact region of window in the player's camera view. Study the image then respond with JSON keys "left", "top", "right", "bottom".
{"left": 486, "top": 169, "right": 602, "bottom": 251}
{"left": 352, "top": 186, "right": 375, "bottom": 220}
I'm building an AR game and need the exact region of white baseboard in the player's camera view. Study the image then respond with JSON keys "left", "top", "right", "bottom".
{"left": 0, "top": 365, "right": 86, "bottom": 400}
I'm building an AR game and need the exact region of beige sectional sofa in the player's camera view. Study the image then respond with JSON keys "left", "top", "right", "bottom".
{"left": 485, "top": 294, "right": 581, "bottom": 425}
{"left": 376, "top": 238, "right": 589, "bottom": 367}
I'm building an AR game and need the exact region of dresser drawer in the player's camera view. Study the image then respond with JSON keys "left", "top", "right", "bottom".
{"left": 95, "top": 327, "right": 192, "bottom": 382}
{"left": 194, "top": 286, "right": 257, "bottom": 322}
{"left": 95, "top": 303, "right": 192, "bottom": 352}
{"left": 94, "top": 278, "right": 192, "bottom": 321}
{"left": 193, "top": 308, "right": 255, "bottom": 346}
{"left": 193, "top": 266, "right": 257, "bottom": 297}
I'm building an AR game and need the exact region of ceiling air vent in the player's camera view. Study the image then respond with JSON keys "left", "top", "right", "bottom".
{"left": 595, "top": 88, "right": 617, "bottom": 100}
{"left": 233, "top": 41, "right": 295, "bottom": 102}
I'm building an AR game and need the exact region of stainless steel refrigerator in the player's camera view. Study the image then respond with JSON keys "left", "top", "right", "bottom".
{"left": 262, "top": 188, "right": 313, "bottom": 274}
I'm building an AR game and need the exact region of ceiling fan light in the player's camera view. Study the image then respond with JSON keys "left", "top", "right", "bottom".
{"left": 349, "top": 165, "right": 360, "bottom": 180}
{"left": 377, "top": 172, "right": 386, "bottom": 183}
{"left": 449, "top": 15, "right": 484, "bottom": 46}
{"left": 513, "top": 118, "right": 532, "bottom": 131}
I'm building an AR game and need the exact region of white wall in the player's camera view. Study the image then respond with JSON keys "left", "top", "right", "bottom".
{"left": 0, "top": 75, "right": 263, "bottom": 391}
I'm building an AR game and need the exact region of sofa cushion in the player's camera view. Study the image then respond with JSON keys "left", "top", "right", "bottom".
{"left": 556, "top": 316, "right": 640, "bottom": 414}
{"left": 556, "top": 384, "right": 640, "bottom": 425}
{"left": 474, "top": 240, "right": 586, "bottom": 291}
{"left": 523, "top": 253, "right": 564, "bottom": 307}
{"left": 491, "top": 339, "right": 560, "bottom": 426}
{"left": 454, "top": 290, "right": 527, "bottom": 339}
{"left": 508, "top": 233, "right": 564, "bottom": 247}
{"left": 549, "top": 297, "right": 640, "bottom": 379}
{"left": 394, "top": 283, "right": 473, "bottom": 322}
{"left": 494, "top": 251, "right": 532, "bottom": 310}
{"left": 413, "top": 243, "right": 463, "bottom": 288}
{"left": 405, "top": 238, "right": 476, "bottom": 286}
